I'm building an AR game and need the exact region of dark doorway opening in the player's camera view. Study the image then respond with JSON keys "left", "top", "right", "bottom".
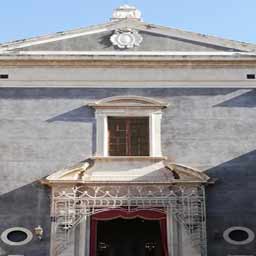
{"left": 96, "top": 218, "right": 164, "bottom": 256}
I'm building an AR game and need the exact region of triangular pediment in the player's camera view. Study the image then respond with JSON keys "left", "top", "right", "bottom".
{"left": 1, "top": 19, "right": 256, "bottom": 54}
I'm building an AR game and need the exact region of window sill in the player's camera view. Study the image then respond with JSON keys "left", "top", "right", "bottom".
{"left": 92, "top": 156, "right": 167, "bottom": 161}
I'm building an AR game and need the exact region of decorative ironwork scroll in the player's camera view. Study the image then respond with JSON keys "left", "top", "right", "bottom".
{"left": 51, "top": 184, "right": 207, "bottom": 256}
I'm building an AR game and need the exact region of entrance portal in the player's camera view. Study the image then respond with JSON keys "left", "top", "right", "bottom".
{"left": 97, "top": 218, "right": 163, "bottom": 256}
{"left": 90, "top": 210, "right": 168, "bottom": 256}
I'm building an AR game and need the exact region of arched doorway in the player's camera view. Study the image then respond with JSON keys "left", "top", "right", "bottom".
{"left": 90, "top": 209, "right": 168, "bottom": 256}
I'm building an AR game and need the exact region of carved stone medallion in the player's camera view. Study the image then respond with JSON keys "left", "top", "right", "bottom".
{"left": 110, "top": 30, "right": 143, "bottom": 49}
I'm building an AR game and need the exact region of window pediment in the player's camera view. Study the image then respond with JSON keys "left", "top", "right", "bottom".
{"left": 45, "top": 159, "right": 210, "bottom": 184}
{"left": 88, "top": 96, "right": 168, "bottom": 109}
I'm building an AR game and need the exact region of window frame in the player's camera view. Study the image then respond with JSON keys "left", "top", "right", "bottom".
{"left": 108, "top": 116, "right": 150, "bottom": 156}
{"left": 88, "top": 96, "right": 168, "bottom": 158}
{"left": 1, "top": 227, "right": 33, "bottom": 246}
{"left": 223, "top": 226, "right": 255, "bottom": 245}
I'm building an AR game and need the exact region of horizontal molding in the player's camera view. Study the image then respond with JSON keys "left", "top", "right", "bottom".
{"left": 91, "top": 156, "right": 167, "bottom": 161}
{"left": 1, "top": 60, "right": 256, "bottom": 69}
{"left": 3, "top": 51, "right": 256, "bottom": 56}
{"left": 0, "top": 80, "right": 256, "bottom": 88}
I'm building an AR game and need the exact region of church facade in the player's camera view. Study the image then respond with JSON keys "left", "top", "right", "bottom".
{"left": 0, "top": 5, "right": 256, "bottom": 256}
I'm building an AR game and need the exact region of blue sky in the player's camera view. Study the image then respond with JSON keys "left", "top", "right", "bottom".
{"left": 0, "top": 0, "right": 255, "bottom": 44}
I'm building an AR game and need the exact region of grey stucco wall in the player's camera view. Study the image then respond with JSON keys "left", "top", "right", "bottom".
{"left": 0, "top": 88, "right": 256, "bottom": 255}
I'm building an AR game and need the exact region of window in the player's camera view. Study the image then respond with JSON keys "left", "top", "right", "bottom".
{"left": 108, "top": 117, "right": 149, "bottom": 156}
{"left": 247, "top": 74, "right": 255, "bottom": 79}
{"left": 1, "top": 227, "right": 33, "bottom": 246}
{"left": 88, "top": 96, "right": 168, "bottom": 158}
{"left": 223, "top": 226, "right": 255, "bottom": 245}
{"left": 0, "top": 74, "right": 8, "bottom": 79}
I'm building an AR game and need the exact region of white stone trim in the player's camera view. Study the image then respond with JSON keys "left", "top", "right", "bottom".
{"left": 91, "top": 95, "right": 168, "bottom": 157}
{"left": 1, "top": 227, "right": 33, "bottom": 246}
{"left": 223, "top": 226, "right": 255, "bottom": 245}
{"left": 95, "top": 113, "right": 108, "bottom": 157}
{"left": 149, "top": 112, "right": 162, "bottom": 157}
{"left": 6, "top": 51, "right": 256, "bottom": 56}
{"left": 111, "top": 5, "right": 142, "bottom": 21}
{"left": 95, "top": 109, "right": 164, "bottom": 157}
{"left": 74, "top": 216, "right": 90, "bottom": 256}
{"left": 0, "top": 28, "right": 111, "bottom": 52}
{"left": 90, "top": 95, "right": 167, "bottom": 107}
{"left": 167, "top": 207, "right": 179, "bottom": 256}
{"left": 1, "top": 81, "right": 256, "bottom": 88}
{"left": 110, "top": 30, "right": 143, "bottom": 49}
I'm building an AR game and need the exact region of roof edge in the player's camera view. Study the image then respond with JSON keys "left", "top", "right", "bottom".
{"left": 0, "top": 19, "right": 255, "bottom": 53}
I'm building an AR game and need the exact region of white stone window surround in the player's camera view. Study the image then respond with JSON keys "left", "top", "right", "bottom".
{"left": 88, "top": 96, "right": 168, "bottom": 158}
{"left": 223, "top": 226, "right": 255, "bottom": 245}
{"left": 1, "top": 227, "right": 33, "bottom": 246}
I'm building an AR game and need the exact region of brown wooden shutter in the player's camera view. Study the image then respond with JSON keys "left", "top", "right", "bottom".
{"left": 108, "top": 117, "right": 149, "bottom": 156}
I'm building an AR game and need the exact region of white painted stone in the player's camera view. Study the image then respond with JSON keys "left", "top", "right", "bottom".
{"left": 150, "top": 112, "right": 163, "bottom": 157}
{"left": 82, "top": 160, "right": 171, "bottom": 182}
{"left": 1, "top": 66, "right": 256, "bottom": 88}
{"left": 95, "top": 113, "right": 108, "bottom": 157}
{"left": 1, "top": 227, "right": 33, "bottom": 246}
{"left": 74, "top": 216, "right": 90, "bottom": 256}
{"left": 181, "top": 226, "right": 201, "bottom": 256}
{"left": 111, "top": 5, "right": 142, "bottom": 21}
{"left": 110, "top": 29, "right": 143, "bottom": 49}
{"left": 223, "top": 227, "right": 255, "bottom": 245}
{"left": 167, "top": 207, "right": 179, "bottom": 256}
{"left": 93, "top": 98, "right": 165, "bottom": 158}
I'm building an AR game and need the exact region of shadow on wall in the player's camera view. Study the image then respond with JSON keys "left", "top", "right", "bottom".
{"left": 205, "top": 149, "right": 256, "bottom": 256}
{"left": 214, "top": 89, "right": 256, "bottom": 108}
{"left": 46, "top": 106, "right": 97, "bottom": 154}
{"left": 98, "top": 32, "right": 114, "bottom": 48}
{"left": 0, "top": 88, "right": 239, "bottom": 99}
{"left": 46, "top": 106, "right": 95, "bottom": 123}
{"left": 0, "top": 181, "right": 51, "bottom": 256}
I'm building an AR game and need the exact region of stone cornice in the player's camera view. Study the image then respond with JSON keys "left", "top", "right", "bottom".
{"left": 1, "top": 58, "right": 256, "bottom": 68}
